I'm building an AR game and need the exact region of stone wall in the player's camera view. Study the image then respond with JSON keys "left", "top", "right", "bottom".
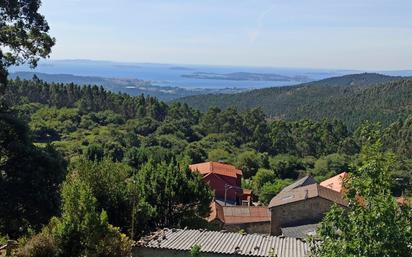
{"left": 270, "top": 197, "right": 334, "bottom": 235}
{"left": 223, "top": 221, "right": 270, "bottom": 234}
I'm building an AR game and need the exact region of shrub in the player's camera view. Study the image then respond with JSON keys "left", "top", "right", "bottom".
{"left": 16, "top": 231, "right": 58, "bottom": 257}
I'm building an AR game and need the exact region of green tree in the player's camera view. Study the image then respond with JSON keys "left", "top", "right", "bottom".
{"left": 70, "top": 159, "right": 132, "bottom": 230}
{"left": 0, "top": 0, "right": 54, "bottom": 105}
{"left": 53, "top": 174, "right": 132, "bottom": 257}
{"left": 312, "top": 141, "right": 412, "bottom": 257}
{"left": 85, "top": 144, "right": 104, "bottom": 162}
{"left": 0, "top": 113, "right": 66, "bottom": 238}
{"left": 269, "top": 154, "right": 305, "bottom": 180}
{"left": 208, "top": 148, "right": 231, "bottom": 163}
{"left": 252, "top": 168, "right": 277, "bottom": 196}
{"left": 135, "top": 161, "right": 212, "bottom": 230}
{"left": 236, "top": 150, "right": 267, "bottom": 179}
{"left": 258, "top": 179, "right": 293, "bottom": 205}
{"left": 311, "top": 153, "right": 351, "bottom": 181}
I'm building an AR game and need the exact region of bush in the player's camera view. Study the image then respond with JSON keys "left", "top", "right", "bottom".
{"left": 94, "top": 224, "right": 133, "bottom": 257}
{"left": 16, "top": 231, "right": 58, "bottom": 257}
{"left": 259, "top": 179, "right": 293, "bottom": 205}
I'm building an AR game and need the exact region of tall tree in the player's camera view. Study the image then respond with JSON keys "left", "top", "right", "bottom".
{"left": 312, "top": 141, "right": 412, "bottom": 257}
{"left": 0, "top": 113, "right": 66, "bottom": 237}
{"left": 52, "top": 174, "right": 132, "bottom": 257}
{"left": 135, "top": 161, "right": 212, "bottom": 231}
{"left": 0, "top": 0, "right": 55, "bottom": 106}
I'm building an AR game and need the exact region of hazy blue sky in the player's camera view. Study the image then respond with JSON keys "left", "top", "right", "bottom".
{"left": 41, "top": 0, "right": 412, "bottom": 69}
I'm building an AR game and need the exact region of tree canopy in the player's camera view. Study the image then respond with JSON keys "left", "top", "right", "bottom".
{"left": 0, "top": 0, "right": 54, "bottom": 104}
{"left": 312, "top": 141, "right": 412, "bottom": 257}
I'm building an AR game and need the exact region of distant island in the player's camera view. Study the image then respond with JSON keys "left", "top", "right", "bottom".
{"left": 169, "top": 66, "right": 194, "bottom": 71}
{"left": 182, "top": 72, "right": 311, "bottom": 82}
{"left": 9, "top": 71, "right": 248, "bottom": 101}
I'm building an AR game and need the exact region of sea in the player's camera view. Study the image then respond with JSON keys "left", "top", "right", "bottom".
{"left": 9, "top": 59, "right": 357, "bottom": 90}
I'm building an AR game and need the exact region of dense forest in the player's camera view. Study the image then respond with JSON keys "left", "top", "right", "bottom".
{"left": 177, "top": 73, "right": 412, "bottom": 129}
{"left": 2, "top": 65, "right": 412, "bottom": 257}
{"left": 2, "top": 78, "right": 411, "bottom": 243}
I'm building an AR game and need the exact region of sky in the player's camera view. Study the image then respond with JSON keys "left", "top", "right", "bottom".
{"left": 40, "top": 0, "right": 412, "bottom": 70}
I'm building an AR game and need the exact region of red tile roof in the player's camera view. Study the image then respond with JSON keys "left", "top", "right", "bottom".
{"left": 396, "top": 197, "right": 410, "bottom": 206}
{"left": 209, "top": 201, "right": 270, "bottom": 224}
{"left": 189, "top": 162, "right": 243, "bottom": 178}
{"left": 320, "top": 172, "right": 349, "bottom": 193}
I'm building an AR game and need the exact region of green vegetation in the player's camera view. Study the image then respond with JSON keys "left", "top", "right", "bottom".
{"left": 9, "top": 71, "right": 248, "bottom": 101}
{"left": 313, "top": 140, "right": 412, "bottom": 257}
{"left": 0, "top": 0, "right": 55, "bottom": 107}
{"left": 190, "top": 244, "right": 202, "bottom": 257}
{"left": 3, "top": 78, "right": 412, "bottom": 207}
{"left": 1, "top": 3, "right": 412, "bottom": 255}
{"left": 2, "top": 61, "right": 412, "bottom": 257}
{"left": 177, "top": 73, "right": 412, "bottom": 129}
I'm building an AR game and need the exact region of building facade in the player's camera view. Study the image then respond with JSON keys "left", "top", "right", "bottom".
{"left": 268, "top": 178, "right": 347, "bottom": 236}
{"left": 208, "top": 201, "right": 271, "bottom": 234}
{"left": 189, "top": 162, "right": 251, "bottom": 205}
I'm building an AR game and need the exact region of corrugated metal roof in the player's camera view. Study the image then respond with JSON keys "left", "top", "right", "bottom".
{"left": 137, "top": 229, "right": 310, "bottom": 257}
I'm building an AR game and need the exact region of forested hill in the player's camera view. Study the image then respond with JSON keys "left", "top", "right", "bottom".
{"left": 175, "top": 73, "right": 412, "bottom": 129}
{"left": 3, "top": 76, "right": 412, "bottom": 242}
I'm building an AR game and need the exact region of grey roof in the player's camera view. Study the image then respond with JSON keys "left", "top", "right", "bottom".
{"left": 269, "top": 183, "right": 347, "bottom": 208}
{"left": 280, "top": 176, "right": 317, "bottom": 193}
{"left": 281, "top": 224, "right": 319, "bottom": 239}
{"left": 137, "top": 229, "right": 310, "bottom": 257}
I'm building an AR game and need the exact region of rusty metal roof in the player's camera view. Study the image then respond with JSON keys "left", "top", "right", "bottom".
{"left": 208, "top": 201, "right": 270, "bottom": 224}
{"left": 137, "top": 229, "right": 310, "bottom": 257}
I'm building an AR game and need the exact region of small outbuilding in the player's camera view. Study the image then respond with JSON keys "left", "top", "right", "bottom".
{"left": 208, "top": 201, "right": 271, "bottom": 234}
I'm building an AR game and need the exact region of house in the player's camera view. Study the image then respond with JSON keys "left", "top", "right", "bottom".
{"left": 268, "top": 177, "right": 347, "bottom": 236}
{"left": 189, "top": 162, "right": 251, "bottom": 205}
{"left": 208, "top": 201, "right": 271, "bottom": 234}
{"left": 135, "top": 228, "right": 310, "bottom": 257}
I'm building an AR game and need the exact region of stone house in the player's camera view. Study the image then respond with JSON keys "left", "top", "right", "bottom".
{"left": 268, "top": 176, "right": 347, "bottom": 236}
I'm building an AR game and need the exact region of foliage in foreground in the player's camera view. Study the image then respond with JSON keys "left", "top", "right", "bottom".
{"left": 16, "top": 175, "right": 132, "bottom": 257}
{"left": 0, "top": 112, "right": 66, "bottom": 238}
{"left": 312, "top": 141, "right": 412, "bottom": 257}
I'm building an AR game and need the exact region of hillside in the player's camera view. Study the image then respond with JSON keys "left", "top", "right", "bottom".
{"left": 176, "top": 73, "right": 411, "bottom": 129}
